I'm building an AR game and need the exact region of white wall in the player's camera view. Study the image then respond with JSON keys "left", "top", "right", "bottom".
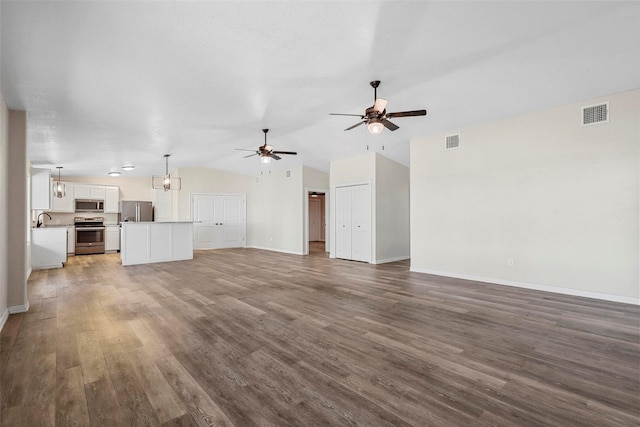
{"left": 0, "top": 92, "right": 8, "bottom": 329}
{"left": 375, "top": 153, "right": 410, "bottom": 263}
{"left": 410, "top": 89, "right": 640, "bottom": 303}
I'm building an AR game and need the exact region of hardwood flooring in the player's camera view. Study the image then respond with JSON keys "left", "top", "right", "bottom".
{"left": 1, "top": 246, "right": 639, "bottom": 426}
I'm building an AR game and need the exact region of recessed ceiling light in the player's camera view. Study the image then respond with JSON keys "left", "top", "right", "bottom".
{"left": 108, "top": 171, "right": 121, "bottom": 177}
{"left": 122, "top": 165, "right": 135, "bottom": 171}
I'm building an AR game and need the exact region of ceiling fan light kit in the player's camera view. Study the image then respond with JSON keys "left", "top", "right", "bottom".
{"left": 330, "top": 80, "right": 427, "bottom": 134}
{"left": 53, "top": 166, "right": 66, "bottom": 198}
{"left": 236, "top": 129, "right": 297, "bottom": 164}
{"left": 152, "top": 154, "right": 181, "bottom": 191}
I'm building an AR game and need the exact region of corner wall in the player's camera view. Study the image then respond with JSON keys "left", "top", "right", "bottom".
{"left": 7, "top": 110, "right": 28, "bottom": 311}
{"left": 410, "top": 89, "right": 640, "bottom": 304}
{"left": 0, "top": 93, "right": 8, "bottom": 329}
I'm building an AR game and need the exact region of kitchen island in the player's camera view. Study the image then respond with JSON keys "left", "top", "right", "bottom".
{"left": 120, "top": 221, "right": 194, "bottom": 266}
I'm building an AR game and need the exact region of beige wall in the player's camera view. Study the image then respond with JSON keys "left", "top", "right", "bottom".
{"left": 173, "top": 167, "right": 252, "bottom": 221}
{"left": 7, "top": 110, "right": 28, "bottom": 310}
{"left": 0, "top": 93, "right": 8, "bottom": 326}
{"left": 375, "top": 153, "right": 410, "bottom": 263}
{"left": 247, "top": 166, "right": 304, "bottom": 254}
{"left": 410, "top": 89, "right": 640, "bottom": 303}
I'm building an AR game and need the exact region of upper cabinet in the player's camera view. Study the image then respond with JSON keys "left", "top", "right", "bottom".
{"left": 104, "top": 187, "right": 119, "bottom": 213}
{"left": 49, "top": 182, "right": 120, "bottom": 213}
{"left": 31, "top": 168, "right": 51, "bottom": 210}
{"left": 50, "top": 181, "right": 74, "bottom": 212}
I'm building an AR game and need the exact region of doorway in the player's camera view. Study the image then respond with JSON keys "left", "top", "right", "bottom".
{"left": 304, "top": 187, "right": 329, "bottom": 255}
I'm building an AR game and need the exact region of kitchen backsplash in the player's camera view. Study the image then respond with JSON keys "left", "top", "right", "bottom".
{"left": 43, "top": 212, "right": 120, "bottom": 226}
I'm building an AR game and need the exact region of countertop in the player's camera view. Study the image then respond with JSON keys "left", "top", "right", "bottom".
{"left": 120, "top": 221, "right": 197, "bottom": 224}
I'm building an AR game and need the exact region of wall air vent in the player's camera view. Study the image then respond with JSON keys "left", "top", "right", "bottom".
{"left": 445, "top": 134, "right": 460, "bottom": 150}
{"left": 582, "top": 102, "right": 608, "bottom": 126}
{"left": 285, "top": 169, "right": 292, "bottom": 179}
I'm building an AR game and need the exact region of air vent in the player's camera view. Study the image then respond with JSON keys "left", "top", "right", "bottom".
{"left": 445, "top": 134, "right": 460, "bottom": 150}
{"left": 285, "top": 169, "right": 292, "bottom": 179}
{"left": 582, "top": 102, "right": 608, "bottom": 126}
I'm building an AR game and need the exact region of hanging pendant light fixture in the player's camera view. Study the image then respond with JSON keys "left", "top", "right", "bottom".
{"left": 152, "top": 154, "right": 181, "bottom": 191}
{"left": 53, "top": 166, "right": 66, "bottom": 198}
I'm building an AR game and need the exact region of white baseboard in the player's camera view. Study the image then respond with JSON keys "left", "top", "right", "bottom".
{"left": 409, "top": 268, "right": 639, "bottom": 306}
{"left": 8, "top": 300, "right": 30, "bottom": 314}
{"left": 0, "top": 308, "right": 8, "bottom": 332}
{"left": 373, "top": 255, "right": 410, "bottom": 265}
{"left": 248, "top": 246, "right": 304, "bottom": 256}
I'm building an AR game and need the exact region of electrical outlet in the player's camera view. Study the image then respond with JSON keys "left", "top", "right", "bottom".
{"left": 507, "top": 258, "right": 514, "bottom": 266}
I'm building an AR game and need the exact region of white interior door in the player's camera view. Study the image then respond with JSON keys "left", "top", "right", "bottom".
{"left": 309, "top": 198, "right": 322, "bottom": 242}
{"left": 350, "top": 184, "right": 371, "bottom": 263}
{"left": 192, "top": 194, "right": 245, "bottom": 249}
{"left": 335, "top": 186, "right": 352, "bottom": 260}
{"left": 334, "top": 184, "right": 371, "bottom": 262}
{"left": 218, "top": 196, "right": 245, "bottom": 248}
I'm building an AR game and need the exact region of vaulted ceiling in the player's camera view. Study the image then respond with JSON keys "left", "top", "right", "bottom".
{"left": 1, "top": 1, "right": 639, "bottom": 178}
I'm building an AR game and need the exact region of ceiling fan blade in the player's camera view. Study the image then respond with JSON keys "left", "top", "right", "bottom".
{"left": 381, "top": 119, "right": 399, "bottom": 131}
{"left": 373, "top": 98, "right": 388, "bottom": 113}
{"left": 272, "top": 151, "right": 297, "bottom": 155}
{"left": 386, "top": 109, "right": 427, "bottom": 118}
{"left": 235, "top": 148, "right": 257, "bottom": 152}
{"left": 344, "top": 121, "right": 366, "bottom": 131}
{"left": 244, "top": 153, "right": 258, "bottom": 158}
{"left": 270, "top": 153, "right": 282, "bottom": 160}
{"left": 330, "top": 113, "right": 364, "bottom": 117}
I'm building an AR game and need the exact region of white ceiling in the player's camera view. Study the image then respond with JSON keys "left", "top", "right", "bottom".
{"left": 1, "top": 1, "right": 639, "bottom": 178}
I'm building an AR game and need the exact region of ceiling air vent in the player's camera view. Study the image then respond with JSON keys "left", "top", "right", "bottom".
{"left": 445, "top": 134, "right": 460, "bottom": 150}
{"left": 582, "top": 102, "right": 608, "bottom": 126}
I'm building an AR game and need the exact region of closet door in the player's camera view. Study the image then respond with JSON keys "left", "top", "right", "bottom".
{"left": 335, "top": 186, "right": 352, "bottom": 260}
{"left": 350, "top": 184, "right": 371, "bottom": 263}
{"left": 335, "top": 184, "right": 371, "bottom": 262}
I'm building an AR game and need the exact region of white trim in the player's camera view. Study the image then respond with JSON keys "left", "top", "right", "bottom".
{"left": 0, "top": 309, "right": 8, "bottom": 332}
{"left": 8, "top": 300, "right": 30, "bottom": 314}
{"left": 373, "top": 255, "right": 410, "bottom": 265}
{"left": 248, "top": 245, "right": 304, "bottom": 256}
{"left": 303, "top": 186, "right": 329, "bottom": 255}
{"left": 409, "top": 268, "right": 639, "bottom": 306}
{"left": 32, "top": 263, "right": 63, "bottom": 270}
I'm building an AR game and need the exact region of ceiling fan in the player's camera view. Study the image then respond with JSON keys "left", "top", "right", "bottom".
{"left": 236, "top": 129, "right": 297, "bottom": 164}
{"left": 330, "top": 80, "right": 427, "bottom": 134}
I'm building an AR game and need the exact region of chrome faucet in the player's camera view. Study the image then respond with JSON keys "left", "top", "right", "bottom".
{"left": 36, "top": 212, "right": 52, "bottom": 228}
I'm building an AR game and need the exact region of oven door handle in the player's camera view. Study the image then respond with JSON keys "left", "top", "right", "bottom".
{"left": 76, "top": 227, "right": 106, "bottom": 231}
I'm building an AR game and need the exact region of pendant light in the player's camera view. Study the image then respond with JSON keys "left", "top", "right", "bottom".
{"left": 53, "top": 166, "right": 66, "bottom": 198}
{"left": 152, "top": 154, "right": 181, "bottom": 192}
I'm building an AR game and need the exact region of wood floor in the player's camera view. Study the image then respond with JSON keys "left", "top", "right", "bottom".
{"left": 1, "top": 245, "right": 639, "bottom": 426}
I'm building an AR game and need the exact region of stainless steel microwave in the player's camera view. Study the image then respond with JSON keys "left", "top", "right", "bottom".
{"left": 75, "top": 199, "right": 104, "bottom": 213}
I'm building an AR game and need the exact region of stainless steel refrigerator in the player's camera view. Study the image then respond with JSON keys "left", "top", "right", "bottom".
{"left": 120, "top": 200, "right": 153, "bottom": 222}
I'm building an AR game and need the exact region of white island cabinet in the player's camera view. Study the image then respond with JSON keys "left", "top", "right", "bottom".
{"left": 120, "top": 222, "right": 193, "bottom": 266}
{"left": 32, "top": 227, "right": 67, "bottom": 269}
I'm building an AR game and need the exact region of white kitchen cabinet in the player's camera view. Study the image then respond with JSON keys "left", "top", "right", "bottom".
{"left": 105, "top": 225, "right": 120, "bottom": 252}
{"left": 67, "top": 226, "right": 75, "bottom": 254}
{"left": 104, "top": 187, "right": 120, "bottom": 213}
{"left": 90, "top": 186, "right": 105, "bottom": 200}
{"left": 50, "top": 181, "right": 74, "bottom": 212}
{"left": 74, "top": 185, "right": 90, "bottom": 199}
{"left": 32, "top": 228, "right": 67, "bottom": 269}
{"left": 121, "top": 222, "right": 193, "bottom": 266}
{"left": 31, "top": 168, "right": 51, "bottom": 210}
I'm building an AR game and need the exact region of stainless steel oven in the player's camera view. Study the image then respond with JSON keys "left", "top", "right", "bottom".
{"left": 74, "top": 217, "right": 105, "bottom": 255}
